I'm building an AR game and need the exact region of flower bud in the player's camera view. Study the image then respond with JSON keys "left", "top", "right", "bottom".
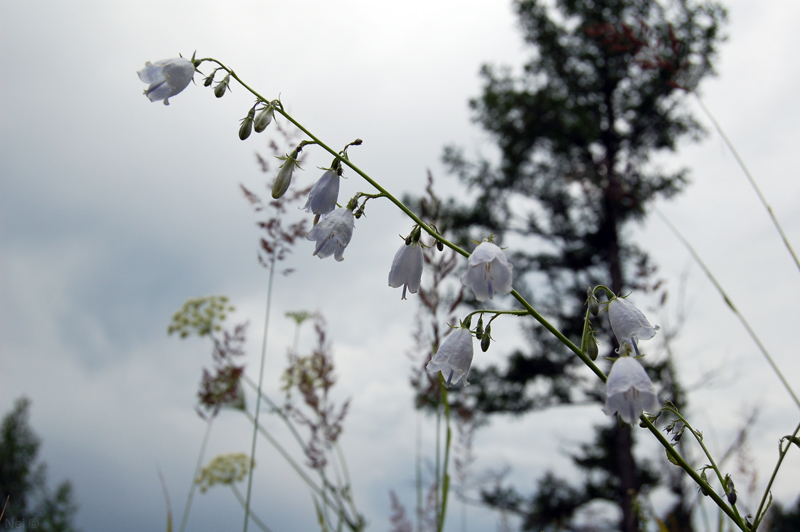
{"left": 700, "top": 470, "right": 710, "bottom": 496}
{"left": 725, "top": 476, "right": 737, "bottom": 505}
{"left": 254, "top": 105, "right": 274, "bottom": 133}
{"left": 475, "top": 317, "right": 484, "bottom": 340}
{"left": 437, "top": 240, "right": 444, "bottom": 252}
{"left": 239, "top": 108, "right": 255, "bottom": 141}
{"left": 586, "top": 336, "right": 598, "bottom": 361}
{"left": 587, "top": 288, "right": 600, "bottom": 316}
{"left": 272, "top": 148, "right": 300, "bottom": 199}
{"left": 481, "top": 325, "right": 491, "bottom": 352}
{"left": 203, "top": 73, "right": 215, "bottom": 87}
{"left": 214, "top": 73, "right": 230, "bottom": 98}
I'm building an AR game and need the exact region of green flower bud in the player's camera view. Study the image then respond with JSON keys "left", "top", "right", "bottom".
{"left": 700, "top": 470, "right": 710, "bottom": 496}
{"left": 481, "top": 325, "right": 491, "bottom": 352}
{"left": 272, "top": 148, "right": 300, "bottom": 199}
{"left": 586, "top": 287, "right": 600, "bottom": 317}
{"left": 475, "top": 317, "right": 484, "bottom": 340}
{"left": 239, "top": 108, "right": 255, "bottom": 141}
{"left": 725, "top": 476, "right": 736, "bottom": 505}
{"left": 203, "top": 73, "right": 215, "bottom": 87}
{"left": 253, "top": 104, "right": 274, "bottom": 133}
{"left": 214, "top": 73, "right": 230, "bottom": 98}
{"left": 437, "top": 240, "right": 444, "bottom": 252}
{"left": 586, "top": 337, "right": 598, "bottom": 361}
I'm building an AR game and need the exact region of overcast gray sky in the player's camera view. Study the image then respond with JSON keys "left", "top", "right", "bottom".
{"left": 2, "top": 0, "right": 800, "bottom": 530}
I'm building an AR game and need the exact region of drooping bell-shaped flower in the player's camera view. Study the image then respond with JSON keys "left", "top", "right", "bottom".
{"left": 306, "top": 207, "right": 354, "bottom": 261}
{"left": 388, "top": 241, "right": 424, "bottom": 300}
{"left": 426, "top": 326, "right": 474, "bottom": 387}
{"left": 607, "top": 297, "right": 659, "bottom": 355}
{"left": 138, "top": 58, "right": 195, "bottom": 106}
{"left": 602, "top": 356, "right": 660, "bottom": 424}
{"left": 460, "top": 241, "right": 513, "bottom": 302}
{"left": 303, "top": 169, "right": 340, "bottom": 215}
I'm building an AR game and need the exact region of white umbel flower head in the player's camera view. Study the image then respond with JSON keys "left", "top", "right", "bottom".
{"left": 460, "top": 241, "right": 513, "bottom": 302}
{"left": 602, "top": 356, "right": 660, "bottom": 424}
{"left": 388, "top": 242, "right": 424, "bottom": 300}
{"left": 306, "top": 208, "right": 354, "bottom": 261}
{"left": 608, "top": 297, "right": 659, "bottom": 355}
{"left": 138, "top": 58, "right": 195, "bottom": 105}
{"left": 426, "top": 326, "right": 474, "bottom": 387}
{"left": 303, "top": 169, "right": 340, "bottom": 215}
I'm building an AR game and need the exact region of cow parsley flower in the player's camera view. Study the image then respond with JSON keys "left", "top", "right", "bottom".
{"left": 303, "top": 169, "right": 340, "bottom": 215}
{"left": 388, "top": 241, "right": 424, "bottom": 300}
{"left": 460, "top": 241, "right": 513, "bottom": 302}
{"left": 607, "top": 297, "right": 659, "bottom": 355}
{"left": 137, "top": 57, "right": 195, "bottom": 106}
{"left": 306, "top": 208, "right": 354, "bottom": 261}
{"left": 426, "top": 326, "right": 474, "bottom": 387}
{"left": 602, "top": 356, "right": 660, "bottom": 424}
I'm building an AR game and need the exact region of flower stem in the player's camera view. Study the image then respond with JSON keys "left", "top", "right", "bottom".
{"left": 693, "top": 94, "right": 800, "bottom": 276}
{"left": 639, "top": 416, "right": 747, "bottom": 530}
{"left": 664, "top": 406, "right": 747, "bottom": 526}
{"left": 179, "top": 415, "right": 214, "bottom": 532}
{"left": 656, "top": 209, "right": 800, "bottom": 410}
{"left": 437, "top": 374, "right": 452, "bottom": 532}
{"left": 752, "top": 418, "right": 800, "bottom": 530}
{"left": 243, "top": 254, "right": 277, "bottom": 532}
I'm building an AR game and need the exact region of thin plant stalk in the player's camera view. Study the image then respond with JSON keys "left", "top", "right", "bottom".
{"left": 231, "top": 483, "right": 273, "bottom": 532}
{"left": 179, "top": 415, "right": 215, "bottom": 532}
{"left": 416, "top": 411, "right": 423, "bottom": 532}
{"left": 437, "top": 375, "right": 452, "bottom": 532}
{"left": 656, "top": 209, "right": 800, "bottom": 410}
{"left": 694, "top": 94, "right": 800, "bottom": 274}
{"left": 752, "top": 419, "right": 800, "bottom": 530}
{"left": 244, "top": 254, "right": 277, "bottom": 532}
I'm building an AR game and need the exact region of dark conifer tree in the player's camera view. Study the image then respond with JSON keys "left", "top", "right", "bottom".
{"left": 0, "top": 397, "right": 81, "bottom": 532}
{"left": 420, "top": 0, "right": 726, "bottom": 529}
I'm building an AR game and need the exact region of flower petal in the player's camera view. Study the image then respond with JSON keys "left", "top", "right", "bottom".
{"left": 602, "top": 357, "right": 660, "bottom": 423}
{"left": 426, "top": 327, "right": 474, "bottom": 386}
{"left": 608, "top": 297, "right": 659, "bottom": 349}
{"left": 460, "top": 241, "right": 513, "bottom": 302}
{"left": 388, "top": 242, "right": 424, "bottom": 298}
{"left": 303, "top": 170, "right": 340, "bottom": 215}
{"left": 307, "top": 208, "right": 355, "bottom": 261}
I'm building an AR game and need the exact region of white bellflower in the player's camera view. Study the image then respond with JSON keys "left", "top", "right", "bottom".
{"left": 138, "top": 58, "right": 195, "bottom": 106}
{"left": 303, "top": 169, "right": 340, "bottom": 215}
{"left": 460, "top": 241, "right": 513, "bottom": 302}
{"left": 426, "top": 327, "right": 474, "bottom": 387}
{"left": 306, "top": 208, "right": 354, "bottom": 261}
{"left": 608, "top": 297, "right": 659, "bottom": 355}
{"left": 388, "top": 242, "right": 424, "bottom": 299}
{"left": 603, "top": 356, "right": 660, "bottom": 424}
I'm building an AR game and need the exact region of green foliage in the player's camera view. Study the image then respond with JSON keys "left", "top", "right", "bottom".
{"left": 0, "top": 397, "right": 81, "bottom": 532}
